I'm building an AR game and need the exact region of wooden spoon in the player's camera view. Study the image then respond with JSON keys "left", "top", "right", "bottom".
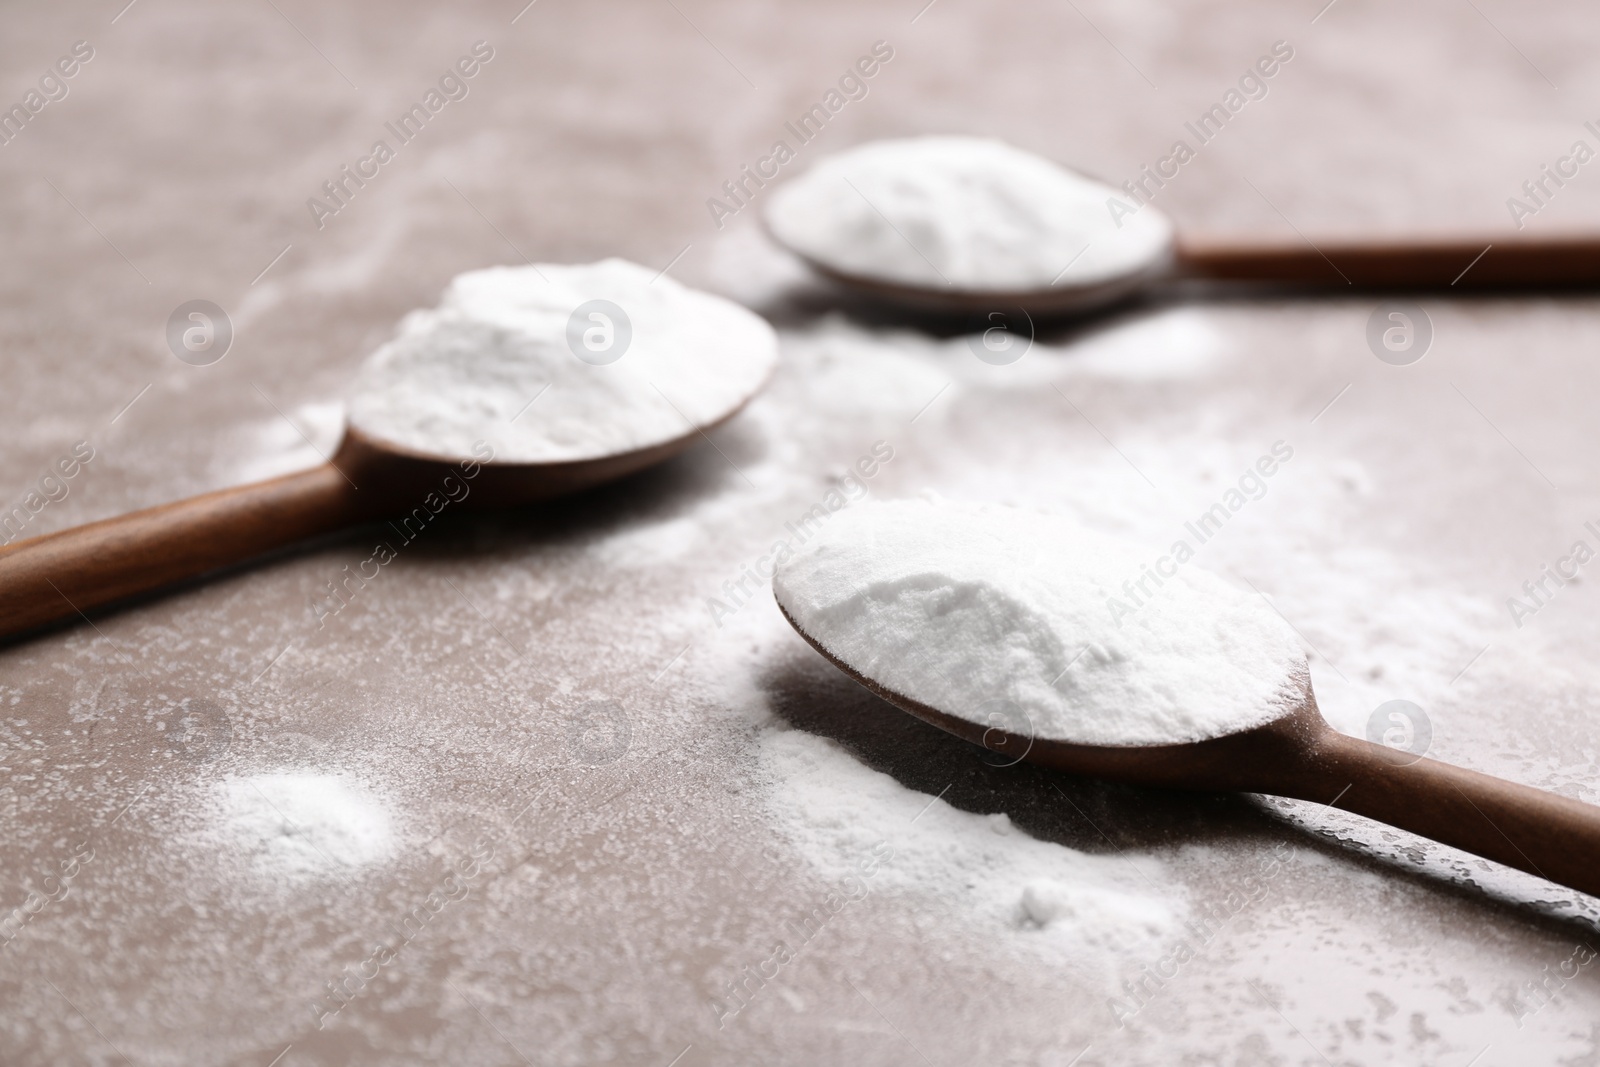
{"left": 776, "top": 230, "right": 1600, "bottom": 319}
{"left": 0, "top": 411, "right": 750, "bottom": 642}
{"left": 778, "top": 602, "right": 1600, "bottom": 899}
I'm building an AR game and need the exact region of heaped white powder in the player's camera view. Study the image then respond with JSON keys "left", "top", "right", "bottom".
{"left": 206, "top": 772, "right": 396, "bottom": 884}
{"left": 764, "top": 137, "right": 1174, "bottom": 292}
{"left": 346, "top": 259, "right": 779, "bottom": 463}
{"left": 772, "top": 497, "right": 1307, "bottom": 746}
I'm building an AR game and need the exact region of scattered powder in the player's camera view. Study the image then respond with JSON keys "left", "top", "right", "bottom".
{"left": 346, "top": 259, "right": 779, "bottom": 463}
{"left": 14, "top": 296, "right": 1570, "bottom": 1061}
{"left": 782, "top": 316, "right": 955, "bottom": 418}
{"left": 702, "top": 212, "right": 825, "bottom": 310}
{"left": 201, "top": 772, "right": 396, "bottom": 885}
{"left": 772, "top": 497, "right": 1307, "bottom": 746}
{"left": 760, "top": 729, "right": 1179, "bottom": 960}
{"left": 1061, "top": 308, "right": 1223, "bottom": 382}
{"left": 224, "top": 399, "right": 345, "bottom": 484}
{"left": 763, "top": 136, "right": 1174, "bottom": 291}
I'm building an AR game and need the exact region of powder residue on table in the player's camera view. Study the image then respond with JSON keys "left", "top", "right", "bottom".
{"left": 195, "top": 772, "right": 397, "bottom": 887}
{"left": 759, "top": 728, "right": 1180, "bottom": 965}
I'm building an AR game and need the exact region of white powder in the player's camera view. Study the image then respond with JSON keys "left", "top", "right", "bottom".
{"left": 22, "top": 292, "right": 1576, "bottom": 1061}
{"left": 772, "top": 497, "right": 1307, "bottom": 746}
{"left": 225, "top": 399, "right": 344, "bottom": 483}
{"left": 204, "top": 772, "right": 396, "bottom": 885}
{"left": 764, "top": 136, "right": 1174, "bottom": 292}
{"left": 1062, "top": 308, "right": 1223, "bottom": 382}
{"left": 347, "top": 259, "right": 779, "bottom": 463}
{"left": 761, "top": 729, "right": 1178, "bottom": 960}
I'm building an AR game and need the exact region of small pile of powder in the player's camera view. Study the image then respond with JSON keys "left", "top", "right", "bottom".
{"left": 771, "top": 498, "right": 1306, "bottom": 746}
{"left": 763, "top": 137, "right": 1173, "bottom": 292}
{"left": 347, "top": 259, "right": 779, "bottom": 463}
{"left": 207, "top": 772, "right": 396, "bottom": 884}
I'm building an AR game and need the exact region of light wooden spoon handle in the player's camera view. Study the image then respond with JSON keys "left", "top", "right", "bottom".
{"left": 1285, "top": 729, "right": 1600, "bottom": 898}
{"left": 1176, "top": 235, "right": 1600, "bottom": 288}
{"left": 0, "top": 463, "right": 365, "bottom": 640}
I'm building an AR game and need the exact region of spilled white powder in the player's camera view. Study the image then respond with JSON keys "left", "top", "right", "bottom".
{"left": 347, "top": 259, "right": 779, "bottom": 463}
{"left": 225, "top": 400, "right": 345, "bottom": 484}
{"left": 772, "top": 497, "right": 1306, "bottom": 746}
{"left": 1062, "top": 308, "right": 1223, "bottom": 382}
{"left": 205, "top": 773, "right": 396, "bottom": 884}
{"left": 761, "top": 729, "right": 1178, "bottom": 959}
{"left": 764, "top": 136, "right": 1174, "bottom": 291}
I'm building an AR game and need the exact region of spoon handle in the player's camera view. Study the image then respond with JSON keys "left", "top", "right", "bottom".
{"left": 1294, "top": 730, "right": 1600, "bottom": 898}
{"left": 0, "top": 462, "right": 365, "bottom": 641}
{"left": 1175, "top": 235, "right": 1600, "bottom": 289}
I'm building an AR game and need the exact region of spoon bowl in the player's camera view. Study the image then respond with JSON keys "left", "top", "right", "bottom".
{"left": 334, "top": 421, "right": 728, "bottom": 510}
{"left": 788, "top": 246, "right": 1176, "bottom": 320}
{"left": 780, "top": 600, "right": 1600, "bottom": 899}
